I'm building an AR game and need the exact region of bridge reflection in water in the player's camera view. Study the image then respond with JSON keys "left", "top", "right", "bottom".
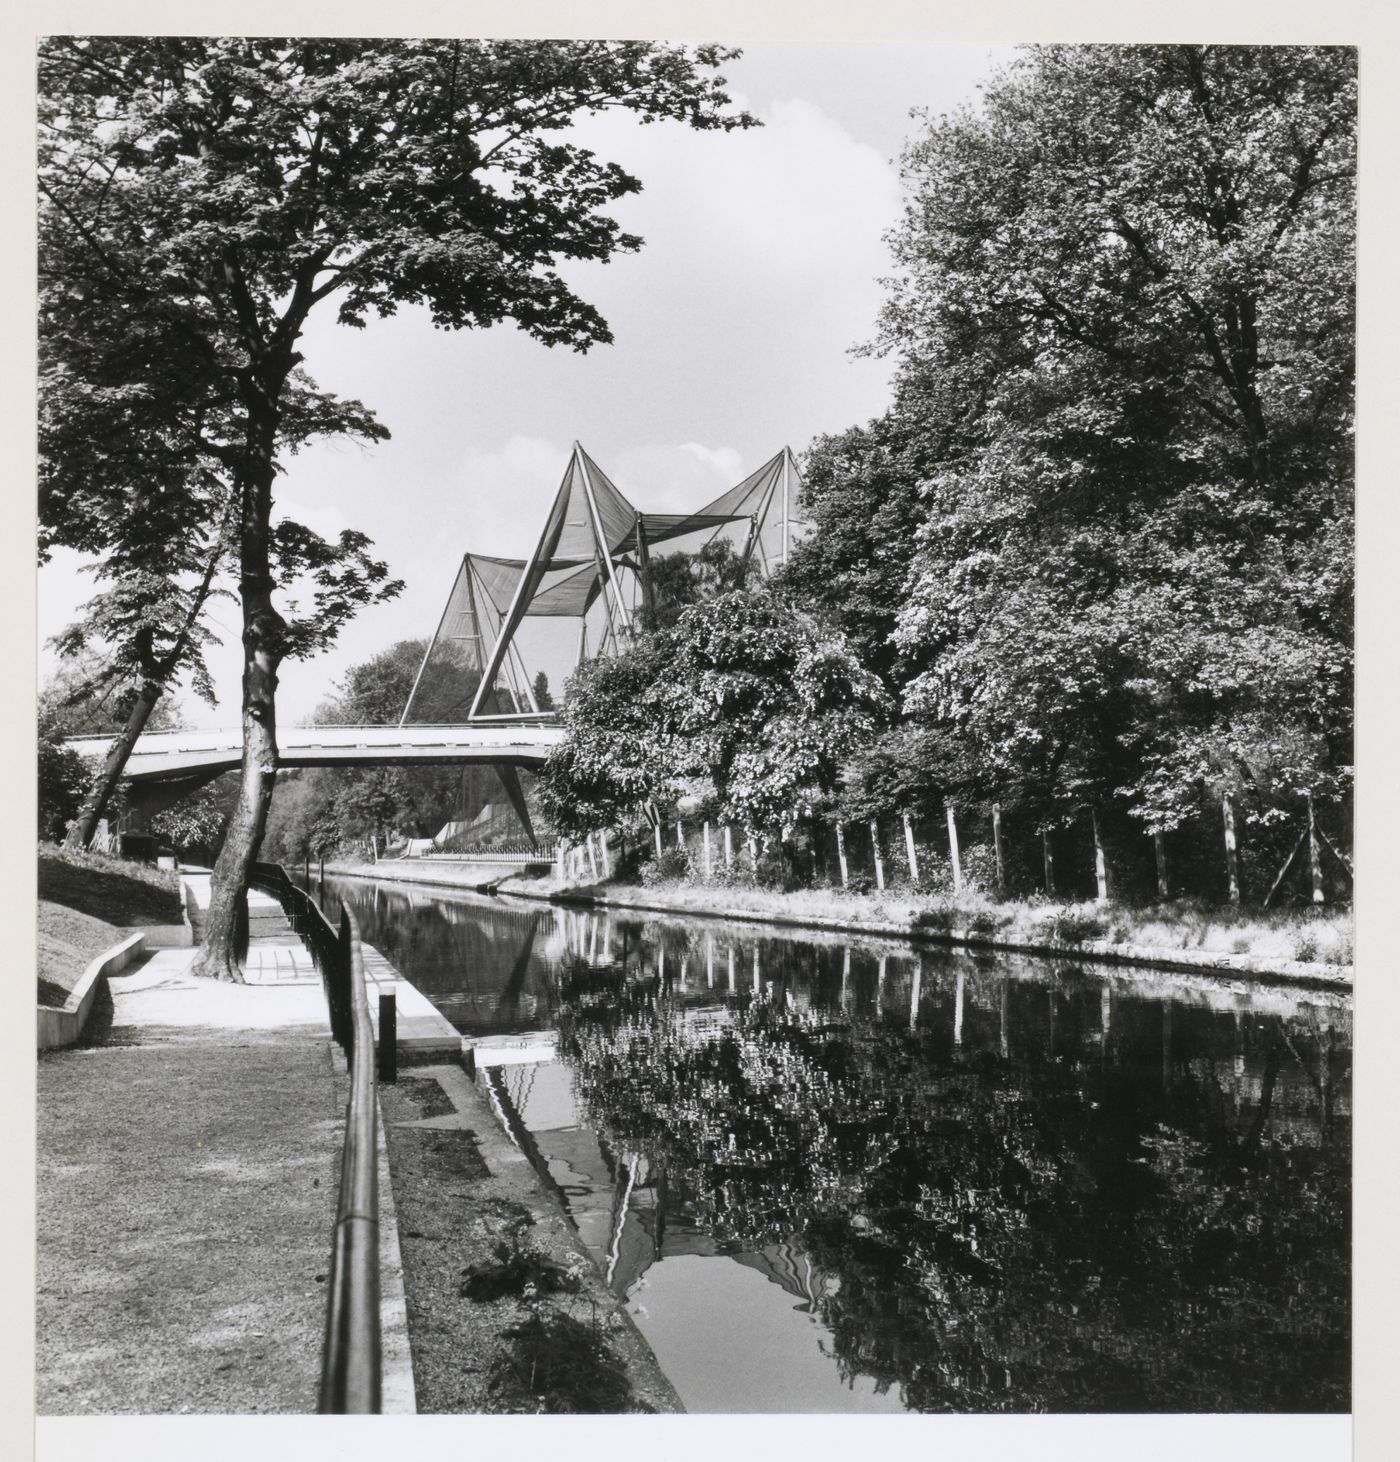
{"left": 325, "top": 876, "right": 1351, "bottom": 1416}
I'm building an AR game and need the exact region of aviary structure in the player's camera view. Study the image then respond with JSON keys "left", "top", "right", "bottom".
{"left": 399, "top": 443, "right": 806, "bottom": 846}
{"left": 400, "top": 442, "right": 806, "bottom": 725}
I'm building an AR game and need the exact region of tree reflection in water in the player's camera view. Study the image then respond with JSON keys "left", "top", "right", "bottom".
{"left": 328, "top": 880, "right": 1349, "bottom": 1414}
{"left": 554, "top": 948, "right": 1349, "bottom": 1413}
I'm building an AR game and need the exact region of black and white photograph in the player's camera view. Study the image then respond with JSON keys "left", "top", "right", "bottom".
{"left": 21, "top": 7, "right": 1389, "bottom": 1457}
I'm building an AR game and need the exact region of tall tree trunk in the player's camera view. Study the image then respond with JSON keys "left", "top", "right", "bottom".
{"left": 193, "top": 391, "right": 286, "bottom": 981}
{"left": 63, "top": 536, "right": 226, "bottom": 850}
{"left": 63, "top": 680, "right": 163, "bottom": 849}
{"left": 1222, "top": 794, "right": 1242, "bottom": 907}
{"left": 192, "top": 580, "right": 284, "bottom": 980}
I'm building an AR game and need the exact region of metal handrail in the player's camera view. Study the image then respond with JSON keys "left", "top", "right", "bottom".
{"left": 249, "top": 863, "right": 382, "bottom": 1414}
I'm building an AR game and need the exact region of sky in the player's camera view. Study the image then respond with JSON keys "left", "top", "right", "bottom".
{"left": 37, "top": 41, "right": 1015, "bottom": 728}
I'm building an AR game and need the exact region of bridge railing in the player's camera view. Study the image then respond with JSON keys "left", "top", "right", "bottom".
{"left": 249, "top": 862, "right": 382, "bottom": 1415}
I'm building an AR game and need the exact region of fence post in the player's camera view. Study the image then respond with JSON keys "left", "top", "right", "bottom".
{"left": 1092, "top": 806, "right": 1110, "bottom": 906}
{"left": 1307, "top": 793, "right": 1325, "bottom": 905}
{"left": 1222, "top": 796, "right": 1241, "bottom": 907}
{"left": 992, "top": 803, "right": 1006, "bottom": 897}
{"left": 724, "top": 825, "right": 734, "bottom": 869}
{"left": 836, "top": 823, "right": 849, "bottom": 888}
{"left": 703, "top": 821, "right": 712, "bottom": 879}
{"left": 869, "top": 818, "right": 885, "bottom": 892}
{"left": 944, "top": 802, "right": 962, "bottom": 894}
{"left": 378, "top": 990, "right": 397, "bottom": 1084}
{"left": 902, "top": 812, "right": 920, "bottom": 885}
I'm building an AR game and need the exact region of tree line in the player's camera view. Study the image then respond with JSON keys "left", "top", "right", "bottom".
{"left": 40, "top": 43, "right": 1354, "bottom": 948}
{"left": 540, "top": 44, "right": 1355, "bottom": 908}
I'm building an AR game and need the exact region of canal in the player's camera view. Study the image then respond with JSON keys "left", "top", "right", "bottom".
{"left": 326, "top": 875, "right": 1351, "bottom": 1415}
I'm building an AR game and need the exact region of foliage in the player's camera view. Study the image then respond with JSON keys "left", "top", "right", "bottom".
{"left": 641, "top": 846, "right": 691, "bottom": 885}
{"left": 37, "top": 709, "right": 91, "bottom": 841}
{"left": 783, "top": 415, "right": 936, "bottom": 692}
{"left": 642, "top": 537, "right": 752, "bottom": 632}
{"left": 39, "top": 37, "right": 754, "bottom": 965}
{"left": 262, "top": 639, "right": 475, "bottom": 857}
{"left": 891, "top": 46, "right": 1354, "bottom": 827}
{"left": 148, "top": 775, "right": 239, "bottom": 856}
{"left": 785, "top": 46, "right": 1354, "bottom": 862}
{"left": 540, "top": 588, "right": 888, "bottom": 837}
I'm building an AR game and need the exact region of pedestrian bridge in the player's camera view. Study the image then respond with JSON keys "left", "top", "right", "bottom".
{"left": 64, "top": 721, "right": 566, "bottom": 783}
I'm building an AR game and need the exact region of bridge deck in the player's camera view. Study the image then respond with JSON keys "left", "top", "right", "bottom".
{"left": 63, "top": 723, "right": 565, "bottom": 781}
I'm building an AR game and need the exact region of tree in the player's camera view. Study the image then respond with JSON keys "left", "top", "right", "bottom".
{"left": 540, "top": 588, "right": 887, "bottom": 838}
{"left": 532, "top": 672, "right": 555, "bottom": 712}
{"left": 53, "top": 538, "right": 229, "bottom": 849}
{"left": 40, "top": 39, "right": 755, "bottom": 976}
{"left": 641, "top": 536, "right": 752, "bottom": 632}
{"left": 37, "top": 709, "right": 90, "bottom": 842}
{"left": 791, "top": 46, "right": 1353, "bottom": 867}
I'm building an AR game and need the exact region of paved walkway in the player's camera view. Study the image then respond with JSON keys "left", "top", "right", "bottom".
{"left": 37, "top": 887, "right": 346, "bottom": 1414}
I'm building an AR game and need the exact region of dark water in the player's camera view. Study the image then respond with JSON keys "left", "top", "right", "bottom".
{"left": 326, "top": 876, "right": 1351, "bottom": 1415}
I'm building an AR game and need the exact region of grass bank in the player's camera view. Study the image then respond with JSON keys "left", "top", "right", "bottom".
{"left": 36, "top": 844, "right": 181, "bottom": 1003}
{"left": 502, "top": 868, "right": 1353, "bottom": 985}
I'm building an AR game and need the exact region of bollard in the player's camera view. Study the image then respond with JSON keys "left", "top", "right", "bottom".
{"left": 378, "top": 990, "right": 397, "bottom": 1084}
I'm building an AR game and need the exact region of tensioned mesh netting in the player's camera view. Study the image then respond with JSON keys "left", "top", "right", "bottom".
{"left": 401, "top": 444, "right": 808, "bottom": 725}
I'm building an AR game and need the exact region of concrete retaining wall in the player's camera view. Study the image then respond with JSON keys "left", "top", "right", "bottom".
{"left": 37, "top": 932, "right": 147, "bottom": 1051}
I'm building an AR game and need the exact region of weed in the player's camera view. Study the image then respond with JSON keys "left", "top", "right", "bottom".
{"left": 1052, "top": 912, "right": 1107, "bottom": 943}
{"left": 461, "top": 1230, "right": 584, "bottom": 1303}
{"left": 642, "top": 846, "right": 691, "bottom": 886}
{"left": 488, "top": 1308, "right": 638, "bottom": 1413}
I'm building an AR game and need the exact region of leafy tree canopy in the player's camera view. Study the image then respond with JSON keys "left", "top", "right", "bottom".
{"left": 540, "top": 588, "right": 887, "bottom": 836}
{"left": 38, "top": 36, "right": 756, "bottom": 969}
{"left": 791, "top": 45, "right": 1353, "bottom": 835}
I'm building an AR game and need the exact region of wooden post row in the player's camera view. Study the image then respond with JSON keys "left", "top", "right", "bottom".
{"left": 1091, "top": 807, "right": 1109, "bottom": 905}
{"left": 992, "top": 803, "right": 1006, "bottom": 897}
{"left": 1222, "top": 796, "right": 1241, "bottom": 907}
{"left": 945, "top": 802, "right": 962, "bottom": 893}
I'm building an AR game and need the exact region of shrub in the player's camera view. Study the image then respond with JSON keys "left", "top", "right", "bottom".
{"left": 642, "top": 846, "right": 690, "bottom": 885}
{"left": 1051, "top": 911, "right": 1107, "bottom": 943}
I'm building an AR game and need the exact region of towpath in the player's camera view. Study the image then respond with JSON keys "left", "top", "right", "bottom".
{"left": 36, "top": 880, "right": 357, "bottom": 1414}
